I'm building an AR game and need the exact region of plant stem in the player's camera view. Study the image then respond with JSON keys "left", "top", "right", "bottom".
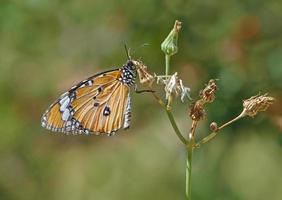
{"left": 186, "top": 121, "right": 197, "bottom": 200}
{"left": 163, "top": 48, "right": 187, "bottom": 144}
{"left": 195, "top": 110, "right": 246, "bottom": 147}
{"left": 186, "top": 142, "right": 193, "bottom": 200}
{"left": 150, "top": 88, "right": 187, "bottom": 145}
{"left": 165, "top": 54, "right": 170, "bottom": 76}
{"left": 217, "top": 110, "right": 246, "bottom": 131}
{"left": 165, "top": 109, "right": 187, "bottom": 145}
{"left": 151, "top": 92, "right": 167, "bottom": 108}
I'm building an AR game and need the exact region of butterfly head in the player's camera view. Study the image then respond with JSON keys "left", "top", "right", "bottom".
{"left": 123, "top": 45, "right": 144, "bottom": 72}
{"left": 119, "top": 60, "right": 137, "bottom": 86}
{"left": 123, "top": 59, "right": 146, "bottom": 75}
{"left": 125, "top": 60, "right": 136, "bottom": 71}
{"left": 122, "top": 44, "right": 154, "bottom": 87}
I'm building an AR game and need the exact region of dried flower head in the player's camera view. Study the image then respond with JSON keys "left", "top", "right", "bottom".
{"left": 189, "top": 100, "right": 205, "bottom": 121}
{"left": 188, "top": 79, "right": 217, "bottom": 121}
{"left": 133, "top": 60, "right": 155, "bottom": 87}
{"left": 200, "top": 79, "right": 217, "bottom": 103}
{"left": 243, "top": 93, "right": 275, "bottom": 117}
{"left": 158, "top": 72, "right": 191, "bottom": 102}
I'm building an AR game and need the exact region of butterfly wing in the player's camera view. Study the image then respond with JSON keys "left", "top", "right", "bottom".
{"left": 41, "top": 69, "right": 132, "bottom": 135}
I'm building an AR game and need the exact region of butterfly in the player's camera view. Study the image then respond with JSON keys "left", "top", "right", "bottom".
{"left": 41, "top": 58, "right": 153, "bottom": 136}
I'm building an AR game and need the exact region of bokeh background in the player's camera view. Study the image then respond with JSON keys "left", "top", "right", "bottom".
{"left": 0, "top": 0, "right": 282, "bottom": 199}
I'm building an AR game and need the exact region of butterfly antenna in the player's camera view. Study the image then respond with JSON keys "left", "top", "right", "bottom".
{"left": 140, "top": 43, "right": 150, "bottom": 48}
{"left": 131, "top": 43, "right": 150, "bottom": 57}
{"left": 124, "top": 44, "right": 131, "bottom": 60}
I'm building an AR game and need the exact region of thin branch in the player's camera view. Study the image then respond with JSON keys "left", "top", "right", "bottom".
{"left": 186, "top": 144, "right": 193, "bottom": 200}
{"left": 195, "top": 110, "right": 246, "bottom": 148}
{"left": 150, "top": 92, "right": 187, "bottom": 145}
{"left": 165, "top": 55, "right": 170, "bottom": 76}
{"left": 166, "top": 109, "right": 187, "bottom": 145}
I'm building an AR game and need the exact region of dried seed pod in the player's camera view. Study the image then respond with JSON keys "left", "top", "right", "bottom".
{"left": 189, "top": 100, "right": 205, "bottom": 121}
{"left": 200, "top": 79, "right": 217, "bottom": 103}
{"left": 133, "top": 60, "right": 155, "bottom": 88}
{"left": 243, "top": 93, "right": 275, "bottom": 117}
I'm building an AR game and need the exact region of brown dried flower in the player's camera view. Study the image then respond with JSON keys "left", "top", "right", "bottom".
{"left": 200, "top": 79, "right": 217, "bottom": 103}
{"left": 189, "top": 79, "right": 218, "bottom": 121}
{"left": 242, "top": 93, "right": 275, "bottom": 117}
{"left": 189, "top": 100, "right": 206, "bottom": 121}
{"left": 133, "top": 60, "right": 155, "bottom": 88}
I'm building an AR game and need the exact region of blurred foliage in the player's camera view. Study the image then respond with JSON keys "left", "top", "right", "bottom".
{"left": 0, "top": 0, "right": 282, "bottom": 200}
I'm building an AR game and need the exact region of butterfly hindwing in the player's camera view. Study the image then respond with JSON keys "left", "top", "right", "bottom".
{"left": 41, "top": 69, "right": 132, "bottom": 135}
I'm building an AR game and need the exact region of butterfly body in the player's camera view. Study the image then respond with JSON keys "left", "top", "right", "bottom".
{"left": 41, "top": 60, "right": 137, "bottom": 136}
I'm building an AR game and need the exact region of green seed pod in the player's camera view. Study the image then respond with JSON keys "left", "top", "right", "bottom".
{"left": 161, "top": 20, "right": 182, "bottom": 56}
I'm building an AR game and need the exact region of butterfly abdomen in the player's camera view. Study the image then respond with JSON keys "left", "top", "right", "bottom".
{"left": 123, "top": 95, "right": 131, "bottom": 129}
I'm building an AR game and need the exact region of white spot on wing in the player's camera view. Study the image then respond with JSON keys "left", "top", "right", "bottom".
{"left": 66, "top": 121, "right": 72, "bottom": 126}
{"left": 62, "top": 109, "right": 70, "bottom": 121}
{"left": 59, "top": 96, "right": 70, "bottom": 112}
{"left": 42, "top": 121, "right": 46, "bottom": 127}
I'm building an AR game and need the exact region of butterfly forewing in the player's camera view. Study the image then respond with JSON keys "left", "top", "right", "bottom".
{"left": 41, "top": 69, "right": 132, "bottom": 135}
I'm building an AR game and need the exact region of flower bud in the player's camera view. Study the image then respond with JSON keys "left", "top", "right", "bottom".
{"left": 210, "top": 122, "right": 218, "bottom": 132}
{"left": 161, "top": 20, "right": 182, "bottom": 56}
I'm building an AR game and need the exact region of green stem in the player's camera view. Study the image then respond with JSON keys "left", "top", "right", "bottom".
{"left": 150, "top": 92, "right": 187, "bottom": 145}
{"left": 186, "top": 140, "right": 193, "bottom": 200}
{"left": 186, "top": 122, "right": 197, "bottom": 200}
{"left": 195, "top": 131, "right": 218, "bottom": 147}
{"left": 165, "top": 54, "right": 170, "bottom": 76}
{"left": 165, "top": 109, "right": 187, "bottom": 145}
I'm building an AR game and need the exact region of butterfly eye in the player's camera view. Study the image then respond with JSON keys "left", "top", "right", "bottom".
{"left": 125, "top": 60, "right": 136, "bottom": 70}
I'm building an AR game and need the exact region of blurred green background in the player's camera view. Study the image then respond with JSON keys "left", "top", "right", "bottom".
{"left": 0, "top": 0, "right": 282, "bottom": 199}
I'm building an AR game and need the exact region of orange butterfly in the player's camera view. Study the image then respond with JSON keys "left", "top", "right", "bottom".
{"left": 41, "top": 59, "right": 152, "bottom": 136}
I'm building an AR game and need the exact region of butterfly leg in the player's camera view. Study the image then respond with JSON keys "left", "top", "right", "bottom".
{"left": 134, "top": 85, "right": 155, "bottom": 93}
{"left": 135, "top": 89, "right": 155, "bottom": 93}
